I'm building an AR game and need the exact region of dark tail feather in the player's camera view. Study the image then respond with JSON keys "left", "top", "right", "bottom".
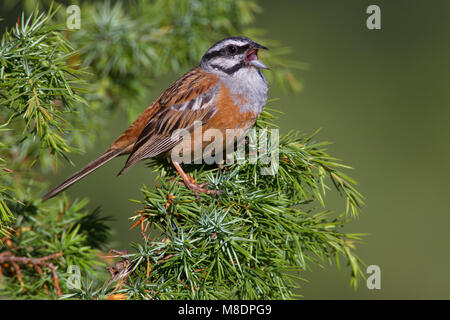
{"left": 42, "top": 149, "right": 123, "bottom": 202}
{"left": 116, "top": 165, "right": 130, "bottom": 177}
{"left": 116, "top": 154, "right": 138, "bottom": 177}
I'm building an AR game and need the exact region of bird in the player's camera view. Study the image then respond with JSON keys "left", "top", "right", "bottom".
{"left": 42, "top": 36, "right": 269, "bottom": 202}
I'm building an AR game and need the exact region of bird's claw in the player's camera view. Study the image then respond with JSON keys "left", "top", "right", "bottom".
{"left": 182, "top": 179, "right": 222, "bottom": 200}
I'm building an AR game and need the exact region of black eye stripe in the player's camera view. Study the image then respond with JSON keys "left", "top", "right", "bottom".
{"left": 228, "top": 46, "right": 237, "bottom": 54}
{"left": 203, "top": 43, "right": 251, "bottom": 61}
{"left": 232, "top": 44, "right": 250, "bottom": 55}
{"left": 202, "top": 50, "right": 222, "bottom": 61}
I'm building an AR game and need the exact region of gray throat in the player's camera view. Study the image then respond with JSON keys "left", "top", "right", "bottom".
{"left": 219, "top": 67, "right": 268, "bottom": 114}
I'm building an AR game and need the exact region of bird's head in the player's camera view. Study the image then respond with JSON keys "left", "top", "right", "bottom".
{"left": 200, "top": 36, "right": 269, "bottom": 76}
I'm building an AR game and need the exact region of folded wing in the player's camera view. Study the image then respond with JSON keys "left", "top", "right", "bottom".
{"left": 117, "top": 68, "right": 220, "bottom": 175}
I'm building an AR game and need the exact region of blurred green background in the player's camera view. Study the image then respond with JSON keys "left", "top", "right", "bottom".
{"left": 4, "top": 0, "right": 450, "bottom": 299}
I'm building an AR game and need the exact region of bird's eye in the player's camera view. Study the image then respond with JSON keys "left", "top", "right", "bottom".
{"left": 227, "top": 45, "right": 238, "bottom": 55}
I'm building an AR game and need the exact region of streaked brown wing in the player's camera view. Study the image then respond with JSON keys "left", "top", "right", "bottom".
{"left": 117, "top": 67, "right": 219, "bottom": 175}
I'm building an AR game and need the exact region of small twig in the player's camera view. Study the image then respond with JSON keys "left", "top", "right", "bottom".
{"left": 33, "top": 264, "right": 49, "bottom": 294}
{"left": 47, "top": 263, "right": 62, "bottom": 296}
{"left": 157, "top": 254, "right": 173, "bottom": 264}
{"left": 165, "top": 194, "right": 175, "bottom": 210}
{"left": 129, "top": 215, "right": 144, "bottom": 230}
{"left": 56, "top": 202, "right": 70, "bottom": 221}
{"left": 10, "top": 261, "right": 24, "bottom": 289}
{"left": 146, "top": 257, "right": 151, "bottom": 279}
{"left": 0, "top": 251, "right": 63, "bottom": 296}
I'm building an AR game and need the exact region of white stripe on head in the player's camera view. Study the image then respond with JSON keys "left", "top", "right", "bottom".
{"left": 209, "top": 38, "right": 249, "bottom": 52}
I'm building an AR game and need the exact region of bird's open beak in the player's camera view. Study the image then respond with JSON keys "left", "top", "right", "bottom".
{"left": 246, "top": 44, "right": 269, "bottom": 70}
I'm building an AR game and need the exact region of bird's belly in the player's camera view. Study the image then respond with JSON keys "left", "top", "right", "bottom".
{"left": 170, "top": 106, "right": 258, "bottom": 164}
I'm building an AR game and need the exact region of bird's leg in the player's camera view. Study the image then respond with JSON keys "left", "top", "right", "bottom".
{"left": 172, "top": 161, "right": 222, "bottom": 200}
{"left": 217, "top": 152, "right": 234, "bottom": 173}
